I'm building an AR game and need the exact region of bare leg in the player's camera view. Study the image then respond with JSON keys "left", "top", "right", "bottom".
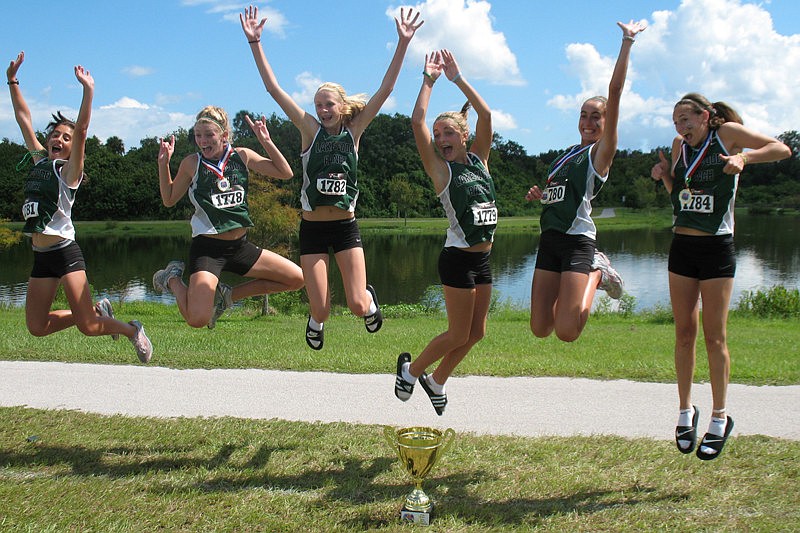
{"left": 669, "top": 272, "right": 701, "bottom": 411}
{"left": 300, "top": 253, "right": 332, "bottom": 324}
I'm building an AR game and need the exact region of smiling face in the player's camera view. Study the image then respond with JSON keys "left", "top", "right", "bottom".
{"left": 578, "top": 99, "right": 606, "bottom": 145}
{"left": 432, "top": 117, "right": 468, "bottom": 162}
{"left": 193, "top": 120, "right": 227, "bottom": 160}
{"left": 673, "top": 104, "right": 710, "bottom": 148}
{"left": 314, "top": 89, "right": 344, "bottom": 132}
{"left": 46, "top": 124, "right": 75, "bottom": 160}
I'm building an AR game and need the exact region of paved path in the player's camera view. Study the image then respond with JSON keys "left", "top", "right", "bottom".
{"left": 1, "top": 361, "right": 798, "bottom": 440}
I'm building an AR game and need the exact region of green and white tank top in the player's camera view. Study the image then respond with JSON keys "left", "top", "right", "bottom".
{"left": 440, "top": 152, "right": 498, "bottom": 248}
{"left": 539, "top": 143, "right": 606, "bottom": 239}
{"left": 672, "top": 131, "right": 737, "bottom": 235}
{"left": 300, "top": 126, "right": 358, "bottom": 212}
{"left": 22, "top": 158, "right": 80, "bottom": 239}
{"left": 188, "top": 145, "right": 254, "bottom": 237}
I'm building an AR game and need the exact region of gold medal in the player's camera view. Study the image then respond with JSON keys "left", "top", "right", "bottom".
{"left": 679, "top": 188, "right": 692, "bottom": 202}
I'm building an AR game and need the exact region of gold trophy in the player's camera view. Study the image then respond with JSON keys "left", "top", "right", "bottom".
{"left": 384, "top": 426, "right": 455, "bottom": 525}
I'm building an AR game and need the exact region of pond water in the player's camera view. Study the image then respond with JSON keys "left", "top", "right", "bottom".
{"left": 1, "top": 214, "right": 798, "bottom": 311}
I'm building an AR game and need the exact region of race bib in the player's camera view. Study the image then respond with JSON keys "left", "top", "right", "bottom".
{"left": 541, "top": 185, "right": 565, "bottom": 205}
{"left": 316, "top": 173, "right": 347, "bottom": 196}
{"left": 680, "top": 193, "right": 714, "bottom": 213}
{"left": 471, "top": 202, "right": 498, "bottom": 226}
{"left": 22, "top": 201, "right": 39, "bottom": 220}
{"left": 211, "top": 186, "right": 245, "bottom": 209}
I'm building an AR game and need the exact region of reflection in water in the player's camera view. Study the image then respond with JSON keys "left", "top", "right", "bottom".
{"left": 1, "top": 214, "right": 798, "bottom": 310}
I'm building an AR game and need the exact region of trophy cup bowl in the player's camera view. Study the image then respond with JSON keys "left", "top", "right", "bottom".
{"left": 384, "top": 426, "right": 455, "bottom": 523}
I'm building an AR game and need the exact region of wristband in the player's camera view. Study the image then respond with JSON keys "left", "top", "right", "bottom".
{"left": 452, "top": 72, "right": 462, "bottom": 83}
{"left": 422, "top": 71, "right": 435, "bottom": 81}
{"left": 248, "top": 39, "right": 260, "bottom": 44}
{"left": 623, "top": 35, "right": 635, "bottom": 42}
{"left": 7, "top": 80, "right": 19, "bottom": 85}
{"left": 739, "top": 152, "right": 748, "bottom": 166}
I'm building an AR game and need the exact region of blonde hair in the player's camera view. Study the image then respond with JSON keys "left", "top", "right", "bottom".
{"left": 434, "top": 101, "right": 472, "bottom": 137}
{"left": 675, "top": 93, "right": 743, "bottom": 128}
{"left": 194, "top": 105, "right": 231, "bottom": 138}
{"left": 316, "top": 82, "right": 368, "bottom": 124}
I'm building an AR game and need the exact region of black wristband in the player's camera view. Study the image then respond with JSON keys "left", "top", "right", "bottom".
{"left": 7, "top": 80, "right": 19, "bottom": 85}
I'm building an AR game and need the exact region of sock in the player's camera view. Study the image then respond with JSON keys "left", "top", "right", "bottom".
{"left": 678, "top": 406, "right": 695, "bottom": 427}
{"left": 401, "top": 362, "right": 416, "bottom": 384}
{"left": 426, "top": 374, "right": 445, "bottom": 395}
{"left": 308, "top": 317, "right": 323, "bottom": 331}
{"left": 707, "top": 416, "right": 727, "bottom": 437}
{"left": 366, "top": 291, "right": 377, "bottom": 316}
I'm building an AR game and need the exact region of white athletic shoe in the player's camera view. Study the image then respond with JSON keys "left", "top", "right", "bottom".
{"left": 152, "top": 260, "right": 185, "bottom": 295}
{"left": 207, "top": 282, "right": 233, "bottom": 329}
{"left": 94, "top": 297, "right": 119, "bottom": 341}
{"left": 592, "top": 251, "right": 624, "bottom": 299}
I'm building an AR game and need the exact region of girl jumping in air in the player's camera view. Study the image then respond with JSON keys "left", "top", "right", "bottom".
{"left": 240, "top": 5, "right": 423, "bottom": 350}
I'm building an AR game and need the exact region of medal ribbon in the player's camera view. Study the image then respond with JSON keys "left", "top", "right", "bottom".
{"left": 546, "top": 144, "right": 592, "bottom": 185}
{"left": 680, "top": 132, "right": 713, "bottom": 188}
{"left": 200, "top": 144, "right": 234, "bottom": 188}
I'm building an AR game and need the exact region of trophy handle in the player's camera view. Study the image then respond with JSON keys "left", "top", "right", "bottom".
{"left": 438, "top": 428, "right": 455, "bottom": 457}
{"left": 383, "top": 426, "right": 402, "bottom": 461}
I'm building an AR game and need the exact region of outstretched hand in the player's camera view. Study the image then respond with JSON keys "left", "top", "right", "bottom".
{"left": 440, "top": 49, "right": 461, "bottom": 82}
{"left": 617, "top": 19, "right": 647, "bottom": 39}
{"left": 158, "top": 135, "right": 175, "bottom": 164}
{"left": 74, "top": 65, "right": 94, "bottom": 90}
{"left": 240, "top": 5, "right": 267, "bottom": 42}
{"left": 245, "top": 114, "right": 272, "bottom": 142}
{"left": 395, "top": 7, "right": 424, "bottom": 42}
{"left": 7, "top": 51, "right": 24, "bottom": 82}
{"left": 423, "top": 51, "right": 443, "bottom": 82}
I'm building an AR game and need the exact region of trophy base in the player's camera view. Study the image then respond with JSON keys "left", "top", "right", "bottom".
{"left": 400, "top": 504, "right": 432, "bottom": 526}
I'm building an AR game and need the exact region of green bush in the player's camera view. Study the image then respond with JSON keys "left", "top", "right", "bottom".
{"left": 735, "top": 285, "right": 800, "bottom": 318}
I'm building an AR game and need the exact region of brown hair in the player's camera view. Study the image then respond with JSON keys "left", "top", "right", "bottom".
{"left": 194, "top": 105, "right": 231, "bottom": 138}
{"left": 434, "top": 101, "right": 473, "bottom": 137}
{"left": 316, "top": 82, "right": 368, "bottom": 124}
{"left": 45, "top": 111, "right": 76, "bottom": 141}
{"left": 675, "top": 92, "right": 743, "bottom": 128}
{"left": 583, "top": 95, "right": 608, "bottom": 112}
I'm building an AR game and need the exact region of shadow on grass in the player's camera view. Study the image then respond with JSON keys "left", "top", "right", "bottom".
{"left": 1, "top": 440, "right": 688, "bottom": 528}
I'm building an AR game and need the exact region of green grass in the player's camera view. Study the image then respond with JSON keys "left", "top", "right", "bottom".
{"left": 1, "top": 408, "right": 797, "bottom": 531}
{"left": 2, "top": 296, "right": 798, "bottom": 530}
{"left": 1, "top": 302, "right": 797, "bottom": 385}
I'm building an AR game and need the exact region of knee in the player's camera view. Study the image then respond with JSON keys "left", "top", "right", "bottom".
{"left": 26, "top": 323, "right": 48, "bottom": 337}
{"left": 288, "top": 275, "right": 305, "bottom": 292}
{"left": 186, "top": 315, "right": 210, "bottom": 329}
{"left": 555, "top": 329, "right": 579, "bottom": 343}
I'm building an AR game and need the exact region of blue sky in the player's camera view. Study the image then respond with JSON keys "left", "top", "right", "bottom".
{"left": 2, "top": 0, "right": 798, "bottom": 156}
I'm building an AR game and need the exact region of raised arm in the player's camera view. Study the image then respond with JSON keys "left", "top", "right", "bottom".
{"left": 240, "top": 6, "right": 318, "bottom": 140}
{"left": 592, "top": 20, "right": 646, "bottom": 177}
{"left": 157, "top": 136, "right": 195, "bottom": 207}
{"left": 60, "top": 65, "right": 93, "bottom": 188}
{"left": 239, "top": 114, "right": 294, "bottom": 180}
{"left": 6, "top": 51, "right": 45, "bottom": 158}
{"left": 411, "top": 51, "right": 449, "bottom": 193}
{"left": 349, "top": 8, "right": 423, "bottom": 140}
{"left": 441, "top": 49, "right": 492, "bottom": 166}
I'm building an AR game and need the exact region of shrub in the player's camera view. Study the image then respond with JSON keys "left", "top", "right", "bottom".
{"left": 735, "top": 285, "right": 800, "bottom": 318}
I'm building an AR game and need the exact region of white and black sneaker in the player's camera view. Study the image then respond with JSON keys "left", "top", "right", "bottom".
{"left": 94, "top": 297, "right": 119, "bottom": 341}
{"left": 394, "top": 352, "right": 414, "bottom": 401}
{"left": 419, "top": 373, "right": 447, "bottom": 416}
{"left": 364, "top": 284, "right": 383, "bottom": 333}
{"left": 305, "top": 317, "right": 324, "bottom": 350}
{"left": 207, "top": 282, "right": 233, "bottom": 329}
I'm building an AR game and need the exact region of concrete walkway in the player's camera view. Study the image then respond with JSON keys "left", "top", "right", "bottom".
{"left": 1, "top": 361, "right": 798, "bottom": 441}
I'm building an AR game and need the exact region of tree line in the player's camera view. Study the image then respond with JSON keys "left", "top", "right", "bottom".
{"left": 1, "top": 111, "right": 797, "bottom": 225}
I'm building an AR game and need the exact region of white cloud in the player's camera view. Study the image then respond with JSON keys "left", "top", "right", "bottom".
{"left": 391, "top": 0, "right": 523, "bottom": 85}
{"left": 491, "top": 108, "right": 517, "bottom": 132}
{"left": 121, "top": 66, "right": 154, "bottom": 77}
{"left": 549, "top": 0, "right": 800, "bottom": 148}
{"left": 291, "top": 71, "right": 323, "bottom": 107}
{"left": 183, "top": 1, "right": 288, "bottom": 37}
{"left": 91, "top": 98, "right": 196, "bottom": 148}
